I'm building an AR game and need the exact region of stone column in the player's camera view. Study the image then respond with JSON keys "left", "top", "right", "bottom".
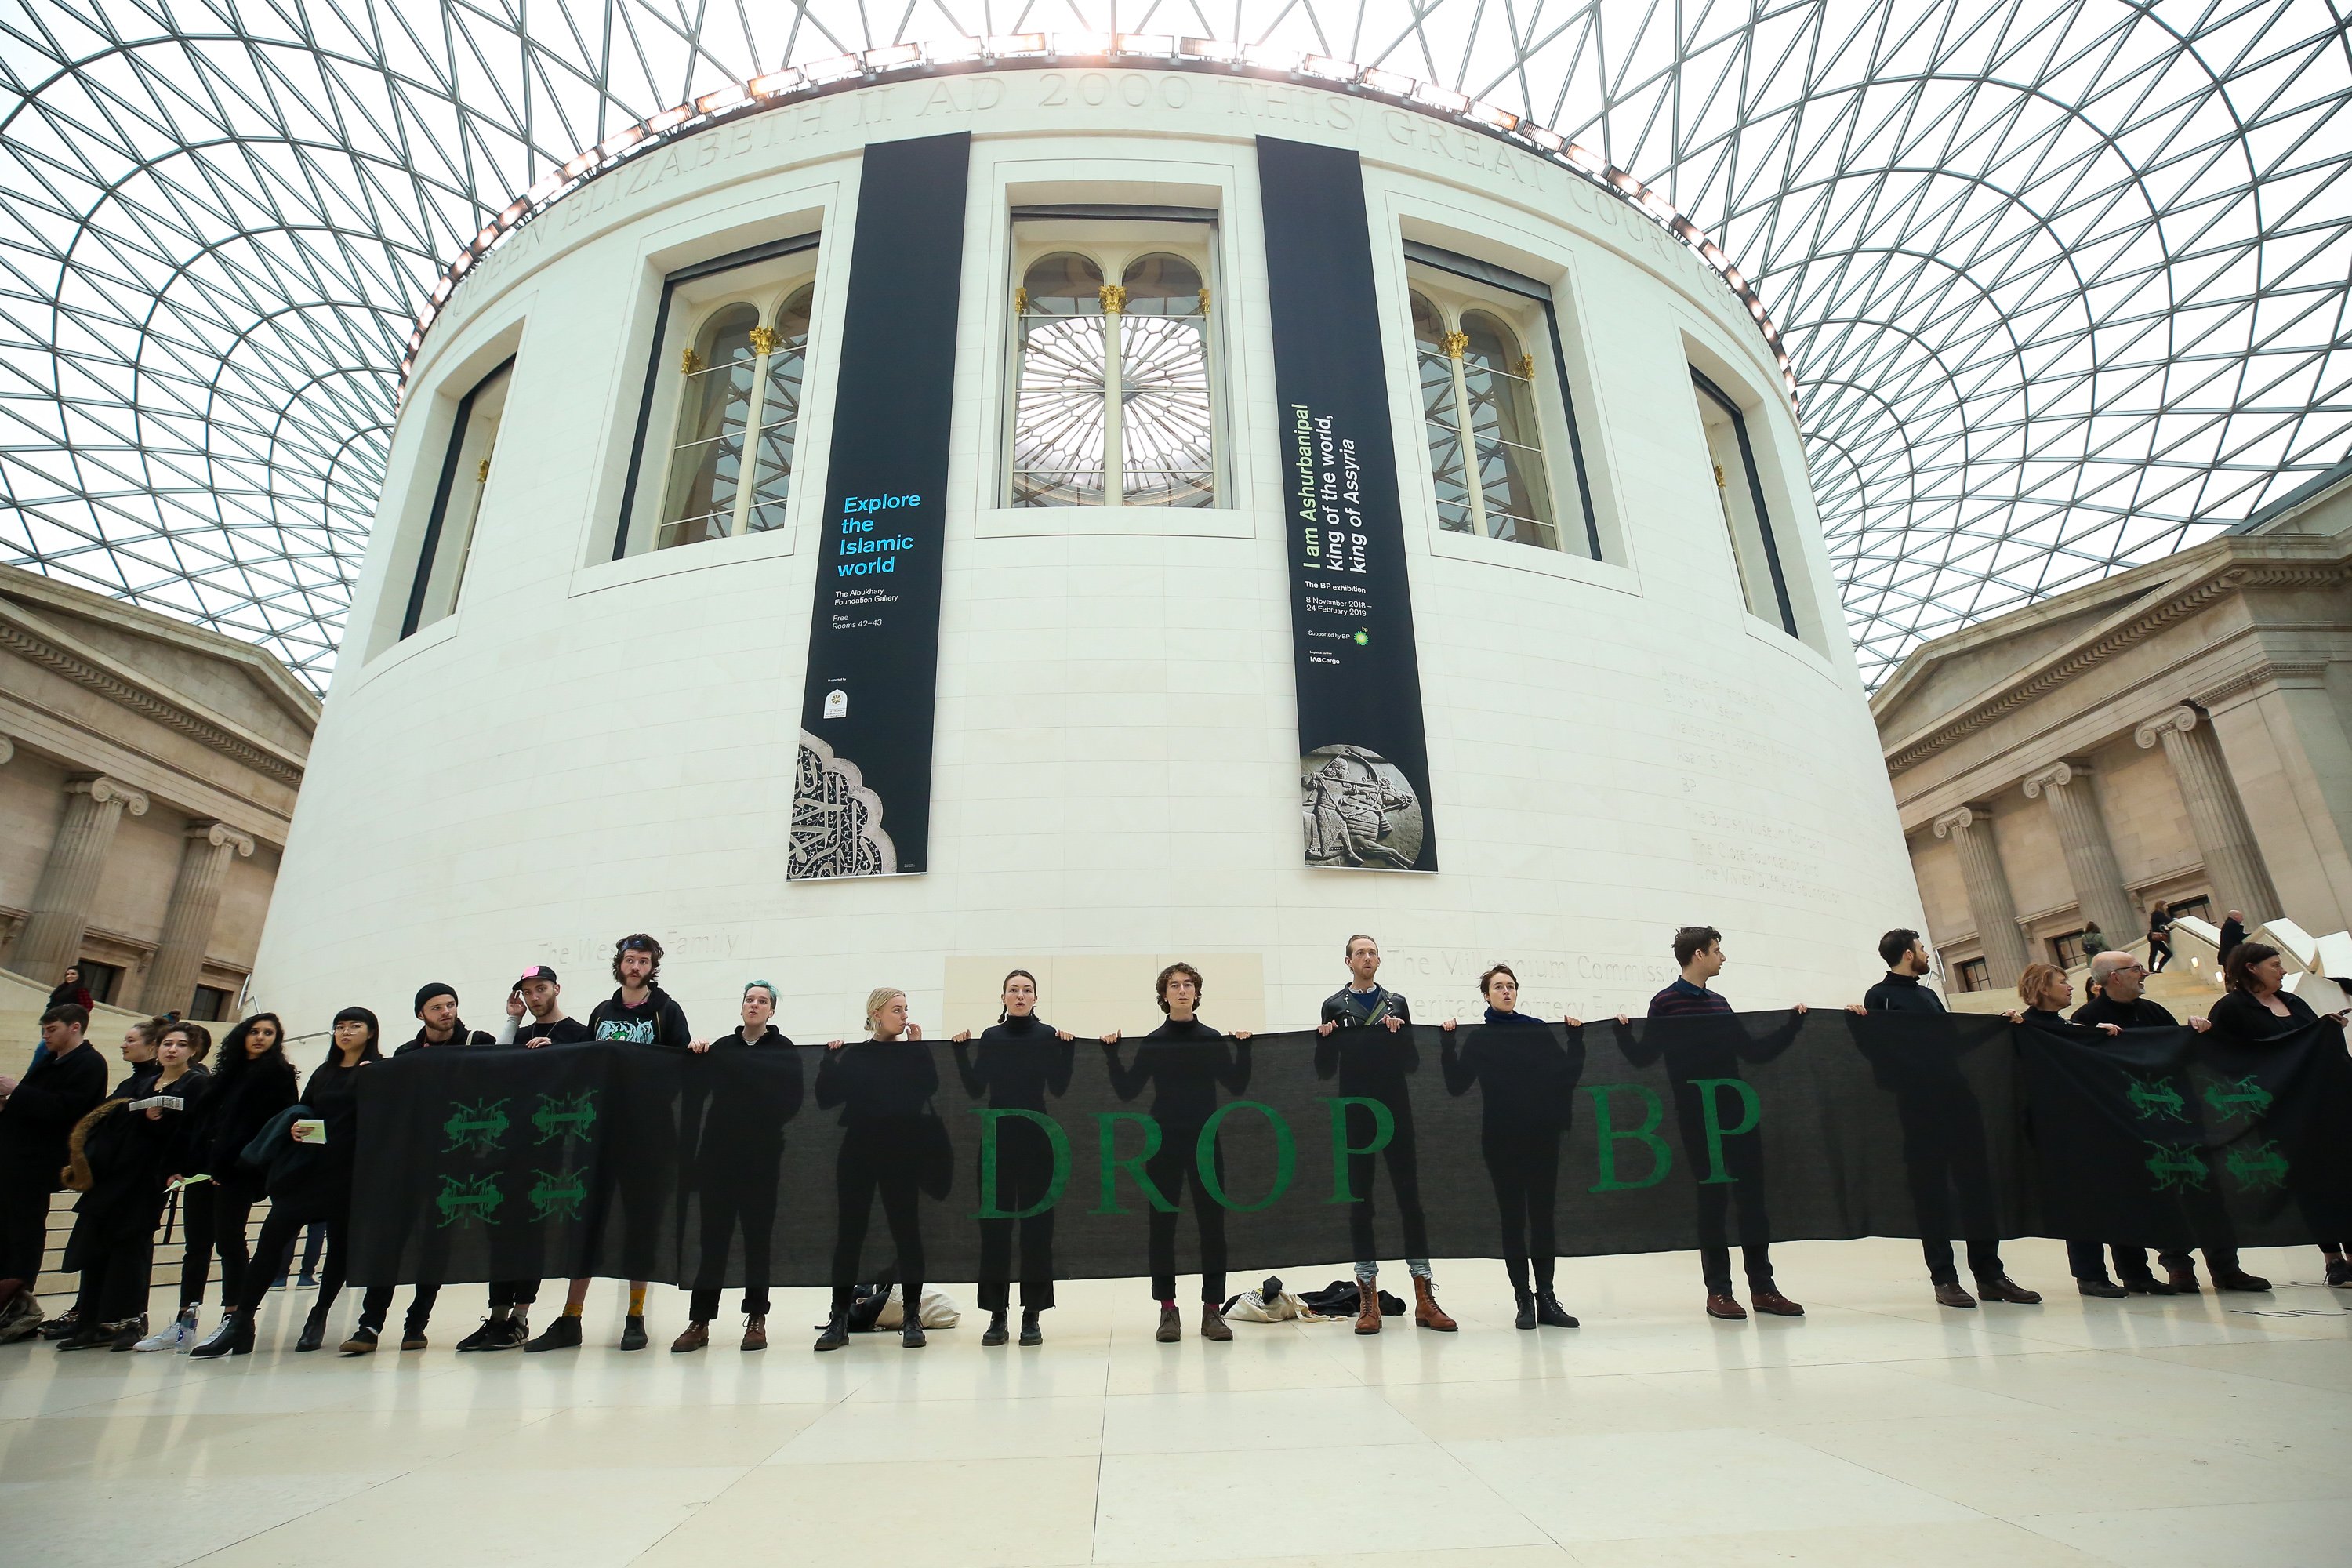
{"left": 1934, "top": 803, "right": 2029, "bottom": 986}
{"left": 139, "top": 822, "right": 256, "bottom": 1014}
{"left": 13, "top": 775, "right": 149, "bottom": 983}
{"left": 2135, "top": 705, "right": 2280, "bottom": 923}
{"left": 2021, "top": 760, "right": 2139, "bottom": 938}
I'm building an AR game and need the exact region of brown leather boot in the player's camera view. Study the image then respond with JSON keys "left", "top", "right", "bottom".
{"left": 740, "top": 1316, "right": 767, "bottom": 1352}
{"left": 1413, "top": 1276, "right": 1457, "bottom": 1331}
{"left": 1354, "top": 1279, "right": 1382, "bottom": 1334}
{"left": 1200, "top": 1303, "right": 1232, "bottom": 1341}
{"left": 1156, "top": 1305, "right": 1181, "bottom": 1342}
{"left": 670, "top": 1321, "right": 708, "bottom": 1353}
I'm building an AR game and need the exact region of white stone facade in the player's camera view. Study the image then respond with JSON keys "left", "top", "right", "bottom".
{"left": 254, "top": 71, "right": 1921, "bottom": 1040}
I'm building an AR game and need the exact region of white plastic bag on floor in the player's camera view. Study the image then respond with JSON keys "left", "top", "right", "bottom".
{"left": 1221, "top": 1285, "right": 1319, "bottom": 1323}
{"left": 873, "top": 1285, "right": 961, "bottom": 1328}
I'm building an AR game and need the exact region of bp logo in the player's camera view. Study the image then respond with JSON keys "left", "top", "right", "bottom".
{"left": 2203, "top": 1074, "right": 2274, "bottom": 1120}
{"left": 2125, "top": 1076, "right": 2186, "bottom": 1121}
{"left": 2225, "top": 1140, "right": 2289, "bottom": 1193}
{"left": 2143, "top": 1142, "right": 2208, "bottom": 1192}
{"left": 435, "top": 1174, "right": 503, "bottom": 1228}
{"left": 441, "top": 1098, "right": 510, "bottom": 1157}
{"left": 532, "top": 1090, "right": 598, "bottom": 1146}
{"left": 1352, "top": 630, "right": 1370, "bottom": 645}
{"left": 529, "top": 1167, "right": 588, "bottom": 1222}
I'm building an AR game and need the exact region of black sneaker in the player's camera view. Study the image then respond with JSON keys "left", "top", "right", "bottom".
{"left": 1018, "top": 1314, "right": 1043, "bottom": 1347}
{"left": 37, "top": 1308, "right": 82, "bottom": 1341}
{"left": 813, "top": 1315, "right": 849, "bottom": 1352}
{"left": 526, "top": 1316, "right": 583, "bottom": 1353}
{"left": 56, "top": 1323, "right": 114, "bottom": 1351}
{"left": 456, "top": 1316, "right": 509, "bottom": 1352}
{"left": 619, "top": 1315, "right": 648, "bottom": 1351}
{"left": 981, "top": 1311, "right": 1008, "bottom": 1347}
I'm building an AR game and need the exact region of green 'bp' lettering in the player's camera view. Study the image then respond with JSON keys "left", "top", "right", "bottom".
{"left": 971, "top": 1108, "right": 1071, "bottom": 1219}
{"left": 1323, "top": 1096, "right": 1395, "bottom": 1204}
{"left": 1585, "top": 1083, "right": 1671, "bottom": 1192}
{"left": 1196, "top": 1101, "right": 1296, "bottom": 1212}
{"left": 1094, "top": 1112, "right": 1174, "bottom": 1214}
{"left": 1691, "top": 1078, "right": 1762, "bottom": 1185}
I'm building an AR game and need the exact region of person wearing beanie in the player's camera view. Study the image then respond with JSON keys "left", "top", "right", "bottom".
{"left": 529, "top": 935, "right": 703, "bottom": 1354}
{"left": 458, "top": 965, "right": 592, "bottom": 1352}
{"left": 340, "top": 985, "right": 492, "bottom": 1354}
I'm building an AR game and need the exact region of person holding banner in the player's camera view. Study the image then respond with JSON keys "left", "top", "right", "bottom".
{"left": 672, "top": 981, "right": 802, "bottom": 1353}
{"left": 2205, "top": 942, "right": 2350, "bottom": 1288}
{"left": 194, "top": 1007, "right": 383, "bottom": 1359}
{"left": 1102, "top": 963, "right": 1254, "bottom": 1344}
{"left": 814, "top": 988, "right": 941, "bottom": 1352}
{"left": 1441, "top": 964, "right": 1581, "bottom": 1330}
{"left": 176, "top": 1012, "right": 296, "bottom": 1343}
{"left": 1317, "top": 935, "right": 1454, "bottom": 1334}
{"left": 953, "top": 970, "right": 1076, "bottom": 1347}
{"left": 1632, "top": 927, "right": 1808, "bottom": 1322}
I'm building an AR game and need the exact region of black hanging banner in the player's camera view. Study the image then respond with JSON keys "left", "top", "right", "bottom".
{"left": 789, "top": 133, "right": 971, "bottom": 879}
{"left": 344, "top": 1013, "right": 2352, "bottom": 1290}
{"left": 1257, "top": 137, "right": 1440, "bottom": 873}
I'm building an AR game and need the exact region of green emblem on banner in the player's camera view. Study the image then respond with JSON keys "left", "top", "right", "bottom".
{"left": 2125, "top": 1076, "right": 2186, "bottom": 1121}
{"left": 435, "top": 1173, "right": 503, "bottom": 1227}
{"left": 440, "top": 1098, "right": 510, "bottom": 1156}
{"left": 2202, "top": 1075, "right": 2273, "bottom": 1120}
{"left": 2223, "top": 1140, "right": 2289, "bottom": 1193}
{"left": 529, "top": 1167, "right": 587, "bottom": 1221}
{"left": 532, "top": 1091, "right": 598, "bottom": 1145}
{"left": 2143, "top": 1142, "right": 2208, "bottom": 1192}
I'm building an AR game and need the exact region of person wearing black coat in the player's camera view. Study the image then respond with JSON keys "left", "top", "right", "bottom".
{"left": 814, "top": 986, "right": 942, "bottom": 1352}
{"left": 672, "top": 982, "right": 803, "bottom": 1353}
{"left": 2207, "top": 942, "right": 2352, "bottom": 1288}
{"left": 1856, "top": 929, "right": 2041, "bottom": 1309}
{"left": 176, "top": 1014, "right": 297, "bottom": 1338}
{"left": 1443, "top": 964, "right": 1584, "bottom": 1329}
{"left": 125, "top": 1027, "right": 212, "bottom": 1352}
{"left": 53, "top": 1017, "right": 178, "bottom": 1348}
{"left": 1101, "top": 962, "right": 1254, "bottom": 1345}
{"left": 0, "top": 1004, "right": 107, "bottom": 1340}
{"left": 194, "top": 1008, "right": 383, "bottom": 1358}
{"left": 953, "top": 969, "right": 1076, "bottom": 1347}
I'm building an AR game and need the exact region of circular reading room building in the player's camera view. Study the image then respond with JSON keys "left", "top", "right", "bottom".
{"left": 254, "top": 51, "right": 1924, "bottom": 1034}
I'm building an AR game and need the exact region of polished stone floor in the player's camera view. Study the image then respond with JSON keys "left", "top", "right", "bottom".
{"left": 2, "top": 1237, "right": 2348, "bottom": 1568}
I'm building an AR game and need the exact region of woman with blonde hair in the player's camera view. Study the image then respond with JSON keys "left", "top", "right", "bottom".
{"left": 814, "top": 987, "right": 941, "bottom": 1352}
{"left": 2009, "top": 962, "right": 2154, "bottom": 1298}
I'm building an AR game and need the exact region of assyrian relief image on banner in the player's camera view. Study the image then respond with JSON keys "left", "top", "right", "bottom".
{"left": 1258, "top": 137, "right": 1439, "bottom": 873}
{"left": 788, "top": 133, "right": 971, "bottom": 880}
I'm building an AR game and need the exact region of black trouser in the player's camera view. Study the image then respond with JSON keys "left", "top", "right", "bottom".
{"left": 241, "top": 1209, "right": 350, "bottom": 1321}
{"left": 0, "top": 1171, "right": 53, "bottom": 1290}
{"left": 1342, "top": 1105, "right": 1429, "bottom": 1271}
{"left": 1146, "top": 1122, "right": 1225, "bottom": 1303}
{"left": 1481, "top": 1121, "right": 1560, "bottom": 1294}
{"left": 689, "top": 1168, "right": 776, "bottom": 1320}
{"left": 182, "top": 1175, "right": 260, "bottom": 1308}
{"left": 359, "top": 1282, "right": 440, "bottom": 1334}
{"left": 1673, "top": 1081, "right": 1774, "bottom": 1296}
{"left": 1895, "top": 1091, "right": 2004, "bottom": 1285}
{"left": 2148, "top": 938, "right": 2172, "bottom": 973}
{"left": 488, "top": 1279, "right": 539, "bottom": 1310}
{"left": 70, "top": 1226, "right": 155, "bottom": 1323}
{"left": 270, "top": 1224, "right": 327, "bottom": 1284}
{"left": 976, "top": 1123, "right": 1058, "bottom": 1312}
{"left": 829, "top": 1122, "right": 925, "bottom": 1318}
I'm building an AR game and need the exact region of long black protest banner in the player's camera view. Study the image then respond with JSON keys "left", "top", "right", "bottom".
{"left": 347, "top": 1012, "right": 2352, "bottom": 1287}
{"left": 1258, "top": 137, "right": 1440, "bottom": 873}
{"left": 788, "top": 133, "right": 970, "bottom": 879}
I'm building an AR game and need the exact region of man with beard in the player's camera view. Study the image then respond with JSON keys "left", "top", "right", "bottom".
{"left": 345, "top": 985, "right": 494, "bottom": 1352}
{"left": 456, "top": 965, "right": 592, "bottom": 1352}
{"left": 1316, "top": 934, "right": 1453, "bottom": 1333}
{"left": 528, "top": 935, "right": 700, "bottom": 1352}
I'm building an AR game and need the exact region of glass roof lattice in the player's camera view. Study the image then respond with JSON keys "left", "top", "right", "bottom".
{"left": 2, "top": 1, "right": 2347, "bottom": 693}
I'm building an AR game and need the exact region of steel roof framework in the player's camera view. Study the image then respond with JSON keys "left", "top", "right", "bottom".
{"left": 2, "top": 1, "right": 2346, "bottom": 692}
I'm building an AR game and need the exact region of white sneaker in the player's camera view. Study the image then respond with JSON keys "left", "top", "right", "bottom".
{"left": 134, "top": 1305, "right": 197, "bottom": 1353}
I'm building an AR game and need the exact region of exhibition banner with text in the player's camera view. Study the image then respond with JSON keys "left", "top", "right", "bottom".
{"left": 345, "top": 1013, "right": 2352, "bottom": 1288}
{"left": 789, "top": 133, "right": 971, "bottom": 879}
{"left": 1258, "top": 136, "right": 1440, "bottom": 873}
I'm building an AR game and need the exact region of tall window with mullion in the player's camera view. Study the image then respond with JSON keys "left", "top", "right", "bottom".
{"left": 1405, "top": 252, "right": 1600, "bottom": 559}
{"left": 1008, "top": 218, "right": 1217, "bottom": 509}
{"left": 615, "top": 237, "right": 819, "bottom": 557}
{"left": 400, "top": 358, "right": 512, "bottom": 639}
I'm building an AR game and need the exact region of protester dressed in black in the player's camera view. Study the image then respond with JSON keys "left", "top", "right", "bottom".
{"left": 2206, "top": 942, "right": 2352, "bottom": 1287}
{"left": 194, "top": 1008, "right": 383, "bottom": 1358}
{"left": 1442, "top": 964, "right": 1581, "bottom": 1329}
{"left": 178, "top": 1014, "right": 296, "bottom": 1336}
{"left": 0, "top": 1006, "right": 108, "bottom": 1337}
{"left": 814, "top": 987, "right": 941, "bottom": 1352}
{"left": 673, "top": 982, "right": 801, "bottom": 1353}
{"left": 54, "top": 1018, "right": 182, "bottom": 1348}
{"left": 953, "top": 969, "right": 1075, "bottom": 1346}
{"left": 1855, "top": 930, "right": 2040, "bottom": 1309}
{"left": 1102, "top": 962, "right": 1252, "bottom": 1344}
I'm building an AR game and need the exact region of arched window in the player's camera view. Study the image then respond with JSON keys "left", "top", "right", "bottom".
{"left": 1010, "top": 227, "right": 1216, "bottom": 509}
{"left": 657, "top": 285, "right": 812, "bottom": 549}
{"left": 1414, "top": 289, "right": 1559, "bottom": 550}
